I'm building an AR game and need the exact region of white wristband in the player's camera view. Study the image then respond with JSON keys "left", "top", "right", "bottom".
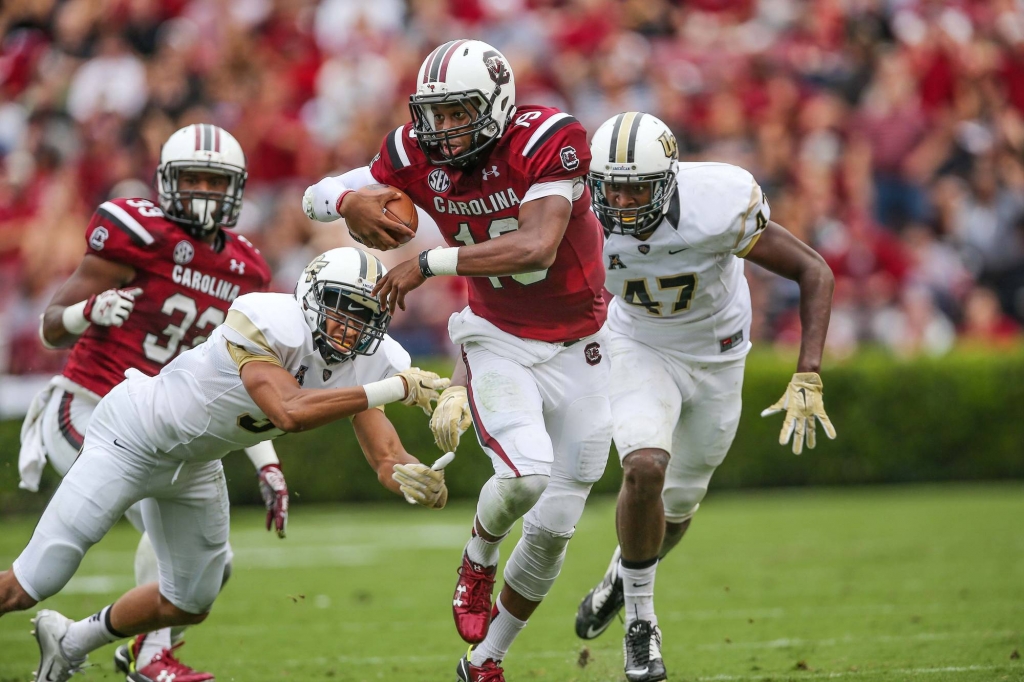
{"left": 244, "top": 440, "right": 280, "bottom": 469}
{"left": 363, "top": 376, "right": 407, "bottom": 408}
{"left": 62, "top": 300, "right": 90, "bottom": 335}
{"left": 426, "top": 247, "right": 460, "bottom": 276}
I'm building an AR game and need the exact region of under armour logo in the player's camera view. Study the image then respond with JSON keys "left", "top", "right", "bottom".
{"left": 454, "top": 584, "right": 467, "bottom": 607}
{"left": 230, "top": 259, "right": 245, "bottom": 274}
{"left": 156, "top": 671, "right": 176, "bottom": 681}
{"left": 482, "top": 166, "right": 500, "bottom": 180}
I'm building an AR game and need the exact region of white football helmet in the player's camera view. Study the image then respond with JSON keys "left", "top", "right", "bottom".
{"left": 409, "top": 39, "right": 516, "bottom": 167}
{"left": 157, "top": 124, "right": 247, "bottom": 236}
{"left": 295, "top": 247, "right": 391, "bottom": 364}
{"left": 588, "top": 112, "right": 679, "bottom": 236}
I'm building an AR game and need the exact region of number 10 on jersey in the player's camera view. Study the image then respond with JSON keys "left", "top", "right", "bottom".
{"left": 451, "top": 219, "right": 548, "bottom": 288}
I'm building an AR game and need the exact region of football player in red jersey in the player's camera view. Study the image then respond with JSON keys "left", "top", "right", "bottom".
{"left": 304, "top": 40, "right": 612, "bottom": 681}
{"left": 18, "top": 124, "right": 285, "bottom": 682}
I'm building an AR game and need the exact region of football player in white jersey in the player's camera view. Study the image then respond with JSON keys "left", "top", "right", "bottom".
{"left": 572, "top": 113, "right": 837, "bottom": 682}
{"left": 0, "top": 247, "right": 451, "bottom": 682}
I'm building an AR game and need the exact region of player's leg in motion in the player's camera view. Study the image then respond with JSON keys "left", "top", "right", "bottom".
{"left": 452, "top": 347, "right": 553, "bottom": 647}
{"left": 113, "top": 504, "right": 231, "bottom": 681}
{"left": 116, "top": 460, "right": 231, "bottom": 682}
{"left": 29, "top": 384, "right": 219, "bottom": 680}
{"left": 577, "top": 345, "right": 746, "bottom": 682}
{"left": 0, "top": 441, "right": 199, "bottom": 680}
{"left": 458, "top": 340, "right": 611, "bottom": 681}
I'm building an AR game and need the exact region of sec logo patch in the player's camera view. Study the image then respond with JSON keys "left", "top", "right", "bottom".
{"left": 428, "top": 168, "right": 451, "bottom": 193}
{"left": 173, "top": 240, "right": 195, "bottom": 265}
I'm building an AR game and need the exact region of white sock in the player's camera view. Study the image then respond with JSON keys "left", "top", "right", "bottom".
{"left": 465, "top": 523, "right": 502, "bottom": 567}
{"left": 620, "top": 560, "right": 658, "bottom": 627}
{"left": 471, "top": 597, "right": 526, "bottom": 665}
{"left": 137, "top": 628, "right": 172, "bottom": 667}
{"left": 62, "top": 606, "right": 125, "bottom": 659}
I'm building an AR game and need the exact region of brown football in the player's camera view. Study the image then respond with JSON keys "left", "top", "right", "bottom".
{"left": 362, "top": 183, "right": 418, "bottom": 234}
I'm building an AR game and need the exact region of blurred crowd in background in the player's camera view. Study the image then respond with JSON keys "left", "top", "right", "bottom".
{"left": 2, "top": 0, "right": 1024, "bottom": 376}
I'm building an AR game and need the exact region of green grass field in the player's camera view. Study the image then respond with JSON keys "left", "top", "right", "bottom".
{"left": 1, "top": 484, "right": 1021, "bottom": 682}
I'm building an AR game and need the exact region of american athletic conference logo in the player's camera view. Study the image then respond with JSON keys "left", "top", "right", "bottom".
{"left": 173, "top": 240, "right": 195, "bottom": 265}
{"left": 428, "top": 168, "right": 451, "bottom": 193}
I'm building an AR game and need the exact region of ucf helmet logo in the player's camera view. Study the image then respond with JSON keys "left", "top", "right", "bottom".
{"left": 658, "top": 130, "right": 678, "bottom": 159}
{"left": 303, "top": 255, "right": 328, "bottom": 283}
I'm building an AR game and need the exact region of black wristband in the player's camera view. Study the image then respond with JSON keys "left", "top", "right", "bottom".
{"left": 418, "top": 250, "right": 434, "bottom": 278}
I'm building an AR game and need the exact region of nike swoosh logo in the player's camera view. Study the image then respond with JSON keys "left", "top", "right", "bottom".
{"left": 113, "top": 439, "right": 130, "bottom": 451}
{"left": 347, "top": 304, "right": 363, "bottom": 312}
{"left": 632, "top": 581, "right": 651, "bottom": 588}
{"left": 586, "top": 624, "right": 608, "bottom": 638}
{"left": 668, "top": 248, "right": 687, "bottom": 254}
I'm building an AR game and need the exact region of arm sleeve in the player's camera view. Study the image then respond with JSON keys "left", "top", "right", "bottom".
{"left": 734, "top": 182, "right": 770, "bottom": 257}
{"left": 84, "top": 200, "right": 157, "bottom": 263}
{"left": 689, "top": 167, "right": 770, "bottom": 256}
{"left": 521, "top": 179, "right": 574, "bottom": 206}
{"left": 244, "top": 440, "right": 280, "bottom": 469}
{"left": 220, "top": 292, "right": 303, "bottom": 364}
{"left": 524, "top": 117, "right": 592, "bottom": 184}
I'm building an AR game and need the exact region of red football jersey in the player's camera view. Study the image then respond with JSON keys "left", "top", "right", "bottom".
{"left": 370, "top": 106, "right": 607, "bottom": 343}
{"left": 63, "top": 197, "right": 272, "bottom": 396}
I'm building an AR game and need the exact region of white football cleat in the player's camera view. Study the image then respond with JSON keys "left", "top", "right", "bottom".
{"left": 31, "top": 610, "right": 86, "bottom": 682}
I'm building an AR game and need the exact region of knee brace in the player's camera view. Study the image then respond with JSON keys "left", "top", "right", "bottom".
{"left": 476, "top": 474, "right": 549, "bottom": 538}
{"left": 502, "top": 519, "right": 573, "bottom": 603}
{"left": 662, "top": 481, "right": 706, "bottom": 524}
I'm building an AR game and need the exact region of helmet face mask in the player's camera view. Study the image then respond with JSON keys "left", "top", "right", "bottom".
{"left": 295, "top": 249, "right": 391, "bottom": 365}
{"left": 590, "top": 171, "right": 677, "bottom": 236}
{"left": 157, "top": 124, "right": 247, "bottom": 238}
{"left": 303, "top": 281, "right": 390, "bottom": 363}
{"left": 410, "top": 92, "right": 501, "bottom": 167}
{"left": 588, "top": 112, "right": 679, "bottom": 237}
{"left": 410, "top": 40, "right": 516, "bottom": 168}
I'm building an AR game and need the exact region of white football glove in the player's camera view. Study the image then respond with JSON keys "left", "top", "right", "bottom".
{"left": 760, "top": 372, "right": 837, "bottom": 455}
{"left": 302, "top": 177, "right": 347, "bottom": 222}
{"left": 392, "top": 454, "right": 453, "bottom": 509}
{"left": 398, "top": 368, "right": 451, "bottom": 416}
{"left": 429, "top": 386, "right": 472, "bottom": 452}
{"left": 87, "top": 287, "right": 143, "bottom": 327}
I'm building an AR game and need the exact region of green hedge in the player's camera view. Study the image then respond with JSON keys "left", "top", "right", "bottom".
{"left": 2, "top": 349, "right": 1022, "bottom": 514}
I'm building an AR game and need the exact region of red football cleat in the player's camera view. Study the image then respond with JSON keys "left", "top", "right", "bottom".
{"left": 456, "top": 651, "right": 505, "bottom": 682}
{"left": 129, "top": 641, "right": 214, "bottom": 682}
{"left": 453, "top": 551, "right": 497, "bottom": 644}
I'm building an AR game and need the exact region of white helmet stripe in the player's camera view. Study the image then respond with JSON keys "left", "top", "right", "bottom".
{"left": 611, "top": 112, "right": 644, "bottom": 164}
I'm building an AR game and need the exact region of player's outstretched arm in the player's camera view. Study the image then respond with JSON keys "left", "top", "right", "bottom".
{"left": 745, "top": 222, "right": 837, "bottom": 454}
{"left": 350, "top": 405, "right": 442, "bottom": 501}
{"left": 40, "top": 254, "right": 137, "bottom": 348}
{"left": 743, "top": 222, "right": 834, "bottom": 374}
{"left": 239, "top": 362, "right": 447, "bottom": 433}
{"left": 373, "top": 194, "right": 571, "bottom": 312}
{"left": 302, "top": 167, "right": 415, "bottom": 250}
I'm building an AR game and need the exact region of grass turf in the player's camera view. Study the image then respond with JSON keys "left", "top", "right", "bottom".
{"left": 0, "top": 483, "right": 1021, "bottom": 682}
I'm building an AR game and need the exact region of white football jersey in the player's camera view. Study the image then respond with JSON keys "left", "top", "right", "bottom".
{"left": 117, "top": 292, "right": 411, "bottom": 461}
{"left": 603, "top": 162, "right": 769, "bottom": 361}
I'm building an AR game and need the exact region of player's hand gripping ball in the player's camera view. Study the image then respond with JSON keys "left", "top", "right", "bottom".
{"left": 346, "top": 184, "right": 418, "bottom": 250}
